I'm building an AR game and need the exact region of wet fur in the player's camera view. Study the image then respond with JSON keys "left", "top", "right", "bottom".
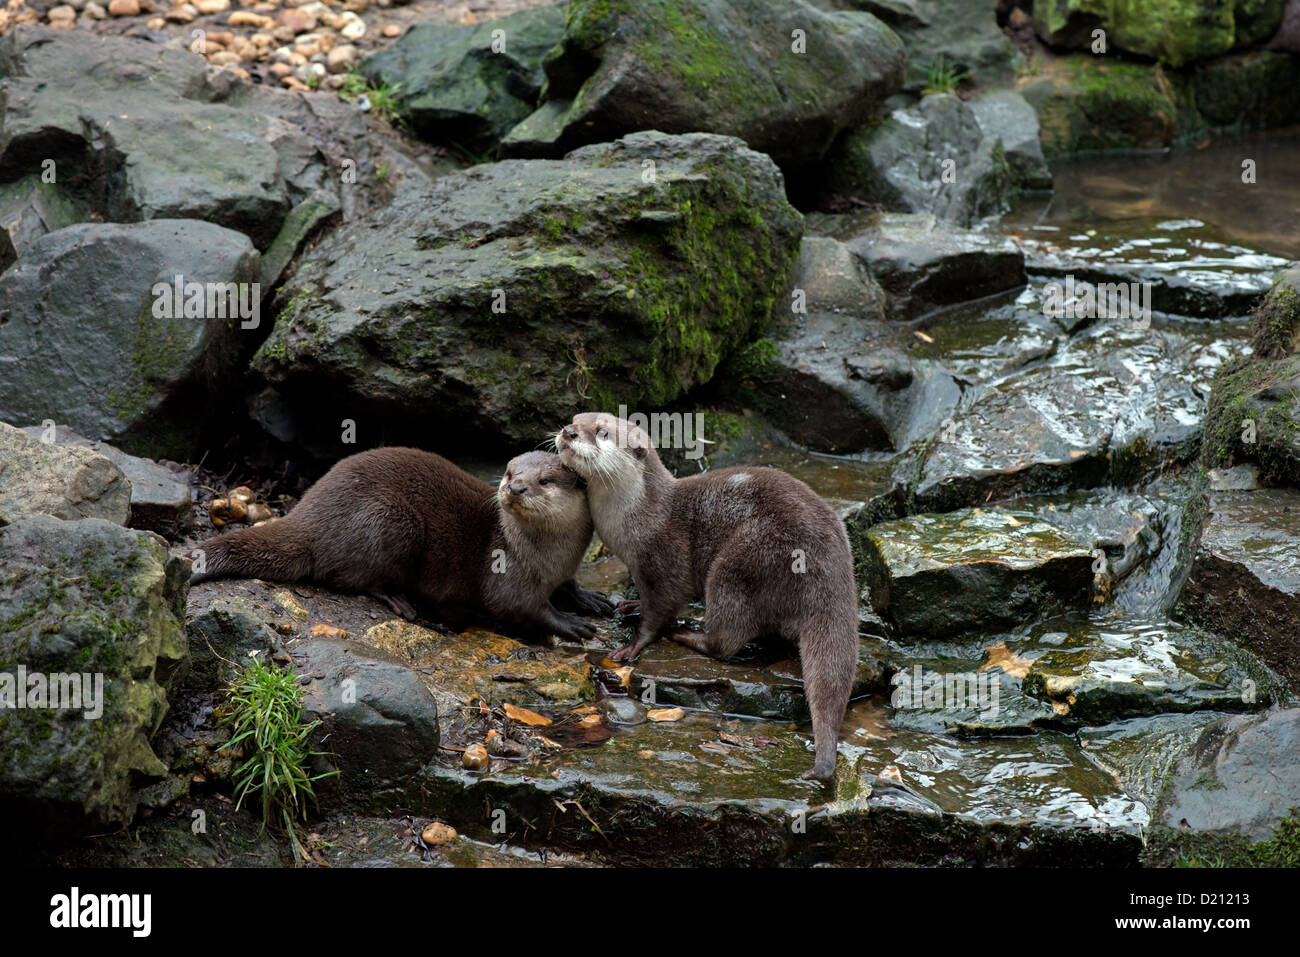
{"left": 190, "top": 447, "right": 610, "bottom": 639}
{"left": 557, "top": 413, "right": 858, "bottom": 782}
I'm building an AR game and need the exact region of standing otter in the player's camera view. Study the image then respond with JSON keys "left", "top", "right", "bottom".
{"left": 191, "top": 448, "right": 613, "bottom": 640}
{"left": 556, "top": 412, "right": 858, "bottom": 782}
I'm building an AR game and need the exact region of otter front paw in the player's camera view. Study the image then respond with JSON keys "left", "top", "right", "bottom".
{"left": 572, "top": 587, "right": 616, "bottom": 617}
{"left": 616, "top": 599, "right": 641, "bottom": 617}
{"left": 552, "top": 612, "right": 597, "bottom": 642}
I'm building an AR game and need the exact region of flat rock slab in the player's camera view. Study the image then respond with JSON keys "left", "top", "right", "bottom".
{"left": 415, "top": 704, "right": 1143, "bottom": 865}
{"left": 0, "top": 421, "right": 129, "bottom": 525}
{"left": 1147, "top": 707, "right": 1300, "bottom": 864}
{"left": 1079, "top": 711, "right": 1230, "bottom": 808}
{"left": 1007, "top": 218, "right": 1291, "bottom": 318}
{"left": 21, "top": 425, "right": 191, "bottom": 535}
{"left": 1177, "top": 488, "right": 1300, "bottom": 685}
{"left": 861, "top": 506, "right": 1094, "bottom": 638}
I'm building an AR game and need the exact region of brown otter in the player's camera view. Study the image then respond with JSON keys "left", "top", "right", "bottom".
{"left": 190, "top": 448, "right": 613, "bottom": 640}
{"left": 555, "top": 412, "right": 858, "bottom": 781}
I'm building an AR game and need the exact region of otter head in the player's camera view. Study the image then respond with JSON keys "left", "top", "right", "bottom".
{"left": 555, "top": 412, "right": 654, "bottom": 485}
{"left": 497, "top": 451, "right": 588, "bottom": 527}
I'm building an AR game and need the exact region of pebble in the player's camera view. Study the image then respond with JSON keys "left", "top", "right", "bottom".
{"left": 47, "top": 4, "right": 75, "bottom": 20}
{"left": 164, "top": 3, "right": 196, "bottom": 22}
{"left": 380, "top": 23, "right": 402, "bottom": 37}
{"left": 277, "top": 7, "right": 314, "bottom": 33}
{"left": 282, "top": 76, "right": 308, "bottom": 91}
{"left": 326, "top": 43, "right": 355, "bottom": 73}
{"left": 194, "top": 0, "right": 228, "bottom": 13}
{"left": 461, "top": 743, "right": 489, "bottom": 771}
{"left": 228, "top": 9, "right": 272, "bottom": 28}
{"left": 338, "top": 11, "right": 364, "bottom": 39}
{"left": 421, "top": 822, "right": 457, "bottom": 846}
{"left": 107, "top": 0, "right": 139, "bottom": 15}
{"left": 146, "top": 14, "right": 163, "bottom": 27}
{"left": 84, "top": 1, "right": 106, "bottom": 16}
{"left": 208, "top": 50, "right": 243, "bottom": 66}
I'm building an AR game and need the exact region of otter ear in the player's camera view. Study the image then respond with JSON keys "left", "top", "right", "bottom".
{"left": 633, "top": 444, "right": 647, "bottom": 459}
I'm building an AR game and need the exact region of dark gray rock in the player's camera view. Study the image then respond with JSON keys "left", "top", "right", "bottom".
{"left": 253, "top": 131, "right": 803, "bottom": 449}
{"left": 185, "top": 596, "right": 286, "bottom": 694}
{"left": 19, "top": 425, "right": 191, "bottom": 535}
{"left": 969, "top": 90, "right": 1052, "bottom": 190}
{"left": 501, "top": 0, "right": 906, "bottom": 169}
{"left": 0, "top": 220, "right": 260, "bottom": 458}
{"left": 361, "top": 3, "right": 567, "bottom": 153}
{"left": 0, "top": 175, "right": 84, "bottom": 269}
{"left": 858, "top": 0, "right": 1021, "bottom": 93}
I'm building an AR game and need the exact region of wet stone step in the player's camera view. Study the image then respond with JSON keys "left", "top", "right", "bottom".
{"left": 860, "top": 506, "right": 1095, "bottom": 638}
{"left": 414, "top": 706, "right": 1144, "bottom": 866}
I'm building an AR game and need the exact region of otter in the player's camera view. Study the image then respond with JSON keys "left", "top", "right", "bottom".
{"left": 555, "top": 412, "right": 859, "bottom": 782}
{"left": 190, "top": 448, "right": 613, "bottom": 640}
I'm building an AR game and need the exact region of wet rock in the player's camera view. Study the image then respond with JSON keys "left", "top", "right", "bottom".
{"left": 1146, "top": 707, "right": 1300, "bottom": 866}
{"left": 184, "top": 596, "right": 286, "bottom": 692}
{"left": 292, "top": 636, "right": 441, "bottom": 803}
{"left": 1008, "top": 218, "right": 1290, "bottom": 319}
{"left": 862, "top": 0, "right": 1020, "bottom": 93}
{"left": 360, "top": 620, "right": 594, "bottom": 721}
{"left": 414, "top": 706, "right": 1144, "bottom": 865}
{"left": 361, "top": 3, "right": 565, "bottom": 153}
{"left": 20, "top": 425, "right": 191, "bottom": 535}
{"left": 1033, "top": 0, "right": 1285, "bottom": 68}
{"left": 1191, "top": 50, "right": 1300, "bottom": 130}
{"left": 253, "top": 132, "right": 802, "bottom": 448}
{"left": 0, "top": 175, "right": 84, "bottom": 268}
{"left": 257, "top": 187, "right": 341, "bottom": 289}
{"left": 0, "top": 26, "right": 369, "bottom": 249}
{"left": 0, "top": 220, "right": 259, "bottom": 459}
{"left": 812, "top": 212, "right": 1025, "bottom": 320}
{"left": 1177, "top": 489, "right": 1300, "bottom": 685}
{"left": 627, "top": 634, "right": 894, "bottom": 721}
{"left": 0, "top": 514, "right": 190, "bottom": 828}
{"left": 1079, "top": 711, "right": 1232, "bottom": 807}
{"left": 500, "top": 0, "right": 906, "bottom": 169}
{"left": 0, "top": 422, "right": 130, "bottom": 525}
{"left": 886, "top": 646, "right": 1059, "bottom": 736}
{"left": 599, "top": 695, "right": 647, "bottom": 725}
{"left": 822, "top": 94, "right": 1013, "bottom": 227}
{"left": 1018, "top": 618, "right": 1272, "bottom": 725}
{"left": 860, "top": 507, "right": 1094, "bottom": 638}
{"left": 968, "top": 90, "right": 1052, "bottom": 191}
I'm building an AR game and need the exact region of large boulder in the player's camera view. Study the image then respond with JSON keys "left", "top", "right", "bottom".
{"left": 0, "top": 175, "right": 84, "bottom": 269}
{"left": 1033, "top": 0, "right": 1286, "bottom": 68}
{"left": 0, "top": 422, "right": 130, "bottom": 526}
{"left": 252, "top": 131, "right": 803, "bottom": 449}
{"left": 822, "top": 94, "right": 1014, "bottom": 226}
{"left": 360, "top": 3, "right": 567, "bottom": 153}
{"left": 500, "top": 0, "right": 906, "bottom": 169}
{"left": 0, "top": 26, "right": 371, "bottom": 250}
{"left": 0, "top": 220, "right": 260, "bottom": 459}
{"left": 858, "top": 0, "right": 1021, "bottom": 93}
{"left": 0, "top": 514, "right": 190, "bottom": 828}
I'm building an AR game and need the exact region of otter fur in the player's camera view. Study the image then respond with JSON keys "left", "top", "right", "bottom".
{"left": 191, "top": 447, "right": 612, "bottom": 640}
{"left": 556, "top": 412, "right": 858, "bottom": 782}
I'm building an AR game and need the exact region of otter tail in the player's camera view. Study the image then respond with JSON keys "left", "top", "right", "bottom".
{"left": 800, "top": 609, "right": 859, "bottom": 781}
{"left": 189, "top": 521, "right": 313, "bottom": 585}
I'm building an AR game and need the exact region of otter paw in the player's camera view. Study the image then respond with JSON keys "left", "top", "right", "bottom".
{"left": 574, "top": 587, "right": 616, "bottom": 616}
{"left": 801, "top": 765, "right": 834, "bottom": 784}
{"left": 615, "top": 600, "right": 641, "bottom": 617}
{"left": 554, "top": 613, "right": 596, "bottom": 641}
{"left": 608, "top": 643, "right": 641, "bottom": 663}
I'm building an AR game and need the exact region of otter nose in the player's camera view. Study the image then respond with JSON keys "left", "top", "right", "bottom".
{"left": 509, "top": 481, "right": 528, "bottom": 496}
{"left": 563, "top": 426, "right": 578, "bottom": 440}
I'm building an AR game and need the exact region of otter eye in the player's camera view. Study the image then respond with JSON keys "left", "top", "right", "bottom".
{"left": 539, "top": 478, "right": 551, "bottom": 486}
{"left": 596, "top": 428, "right": 608, "bottom": 439}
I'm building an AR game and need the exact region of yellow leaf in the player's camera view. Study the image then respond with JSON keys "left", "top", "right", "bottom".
{"left": 310, "top": 624, "right": 348, "bottom": 639}
{"left": 979, "top": 642, "right": 1033, "bottom": 679}
{"left": 647, "top": 707, "right": 685, "bottom": 722}
{"left": 504, "top": 703, "right": 552, "bottom": 726}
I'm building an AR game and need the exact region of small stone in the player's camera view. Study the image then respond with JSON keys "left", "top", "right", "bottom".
{"left": 146, "top": 14, "right": 163, "bottom": 27}
{"left": 250, "top": 31, "right": 274, "bottom": 47}
{"left": 208, "top": 50, "right": 243, "bottom": 66}
{"left": 278, "top": 7, "right": 314, "bottom": 32}
{"left": 287, "top": 51, "right": 307, "bottom": 66}
{"left": 282, "top": 76, "right": 308, "bottom": 91}
{"left": 380, "top": 22, "right": 401, "bottom": 37}
{"left": 420, "top": 822, "right": 457, "bottom": 845}
{"left": 461, "top": 743, "right": 489, "bottom": 771}
{"left": 338, "top": 12, "right": 363, "bottom": 39}
{"left": 47, "top": 16, "right": 76, "bottom": 28}
{"left": 295, "top": 41, "right": 320, "bottom": 58}
{"left": 194, "top": 0, "right": 228, "bottom": 13}
{"left": 107, "top": 0, "right": 139, "bottom": 15}
{"left": 325, "top": 43, "right": 355, "bottom": 73}
{"left": 163, "top": 4, "right": 195, "bottom": 22}
{"left": 268, "top": 61, "right": 293, "bottom": 77}
{"left": 228, "top": 10, "right": 272, "bottom": 27}
{"left": 84, "top": 1, "right": 106, "bottom": 16}
{"left": 47, "top": 5, "right": 76, "bottom": 21}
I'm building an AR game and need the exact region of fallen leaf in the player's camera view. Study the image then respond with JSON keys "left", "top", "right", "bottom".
{"left": 913, "top": 330, "right": 935, "bottom": 343}
{"left": 647, "top": 707, "right": 685, "bottom": 722}
{"left": 979, "top": 642, "right": 1033, "bottom": 679}
{"left": 504, "top": 703, "right": 552, "bottom": 726}
{"left": 578, "top": 714, "right": 602, "bottom": 727}
{"left": 310, "top": 624, "right": 348, "bottom": 639}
